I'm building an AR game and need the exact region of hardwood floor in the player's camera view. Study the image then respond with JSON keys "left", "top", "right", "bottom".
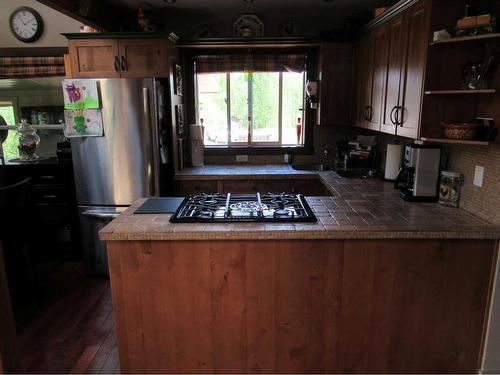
{"left": 15, "top": 262, "right": 119, "bottom": 374}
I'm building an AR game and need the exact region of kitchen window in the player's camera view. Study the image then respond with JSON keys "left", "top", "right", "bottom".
{"left": 194, "top": 52, "right": 307, "bottom": 148}
{"left": 0, "top": 101, "right": 18, "bottom": 159}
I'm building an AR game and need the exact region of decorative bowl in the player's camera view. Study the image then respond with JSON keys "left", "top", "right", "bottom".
{"left": 441, "top": 122, "right": 479, "bottom": 140}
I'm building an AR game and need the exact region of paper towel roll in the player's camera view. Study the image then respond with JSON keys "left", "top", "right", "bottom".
{"left": 384, "top": 144, "right": 403, "bottom": 180}
{"left": 191, "top": 140, "right": 204, "bottom": 167}
{"left": 190, "top": 124, "right": 204, "bottom": 141}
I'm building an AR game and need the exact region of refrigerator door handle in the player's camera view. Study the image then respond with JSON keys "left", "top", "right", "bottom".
{"left": 143, "top": 86, "right": 158, "bottom": 196}
{"left": 82, "top": 209, "right": 121, "bottom": 219}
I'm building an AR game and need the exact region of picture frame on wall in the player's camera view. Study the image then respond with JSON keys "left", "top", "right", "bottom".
{"left": 174, "top": 63, "right": 183, "bottom": 96}
{"left": 175, "top": 104, "right": 184, "bottom": 135}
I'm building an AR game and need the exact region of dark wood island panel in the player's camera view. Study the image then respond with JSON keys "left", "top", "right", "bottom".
{"left": 107, "top": 239, "right": 497, "bottom": 373}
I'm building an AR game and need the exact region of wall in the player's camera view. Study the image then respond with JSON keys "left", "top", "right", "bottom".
{"left": 448, "top": 144, "right": 500, "bottom": 226}
{"left": 0, "top": 0, "right": 81, "bottom": 48}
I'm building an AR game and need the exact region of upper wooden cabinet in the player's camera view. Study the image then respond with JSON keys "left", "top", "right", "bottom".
{"left": 397, "top": 0, "right": 431, "bottom": 138}
{"left": 354, "top": 27, "right": 388, "bottom": 132}
{"left": 317, "top": 43, "right": 354, "bottom": 126}
{"left": 68, "top": 39, "right": 121, "bottom": 78}
{"left": 68, "top": 38, "right": 170, "bottom": 78}
{"left": 380, "top": 14, "right": 405, "bottom": 134}
{"left": 355, "top": 0, "right": 431, "bottom": 139}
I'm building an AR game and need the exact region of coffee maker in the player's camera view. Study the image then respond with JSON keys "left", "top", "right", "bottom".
{"left": 394, "top": 144, "right": 441, "bottom": 202}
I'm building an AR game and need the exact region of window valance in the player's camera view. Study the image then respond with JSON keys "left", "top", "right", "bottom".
{"left": 194, "top": 52, "right": 306, "bottom": 74}
{"left": 0, "top": 56, "right": 65, "bottom": 78}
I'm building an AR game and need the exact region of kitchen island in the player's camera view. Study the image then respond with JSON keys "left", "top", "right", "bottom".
{"left": 100, "top": 171, "right": 500, "bottom": 373}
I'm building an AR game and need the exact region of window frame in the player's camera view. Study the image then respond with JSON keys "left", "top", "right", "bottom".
{"left": 186, "top": 47, "right": 318, "bottom": 156}
{"left": 197, "top": 71, "right": 306, "bottom": 148}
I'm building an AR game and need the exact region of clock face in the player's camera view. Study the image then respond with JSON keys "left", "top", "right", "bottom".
{"left": 10, "top": 7, "right": 43, "bottom": 43}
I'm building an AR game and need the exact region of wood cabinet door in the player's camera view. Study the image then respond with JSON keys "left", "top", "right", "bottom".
{"left": 68, "top": 39, "right": 120, "bottom": 78}
{"left": 118, "top": 39, "right": 169, "bottom": 78}
{"left": 317, "top": 44, "right": 354, "bottom": 126}
{"left": 355, "top": 28, "right": 387, "bottom": 132}
{"left": 356, "top": 34, "right": 375, "bottom": 129}
{"left": 397, "top": 0, "right": 430, "bottom": 138}
{"left": 380, "top": 14, "right": 405, "bottom": 135}
{"left": 353, "top": 39, "right": 367, "bottom": 127}
{"left": 366, "top": 26, "right": 389, "bottom": 131}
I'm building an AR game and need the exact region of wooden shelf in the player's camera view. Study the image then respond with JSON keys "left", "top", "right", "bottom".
{"left": 424, "top": 89, "right": 496, "bottom": 95}
{"left": 429, "top": 32, "right": 500, "bottom": 46}
{"left": 420, "top": 137, "right": 491, "bottom": 145}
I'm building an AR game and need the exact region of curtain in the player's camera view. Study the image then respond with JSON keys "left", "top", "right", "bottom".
{"left": 0, "top": 56, "right": 65, "bottom": 78}
{"left": 195, "top": 52, "right": 306, "bottom": 74}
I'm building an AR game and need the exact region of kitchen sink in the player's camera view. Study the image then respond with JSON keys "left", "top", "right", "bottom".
{"left": 291, "top": 163, "right": 331, "bottom": 171}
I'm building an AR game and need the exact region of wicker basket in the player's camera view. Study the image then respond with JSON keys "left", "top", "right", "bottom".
{"left": 441, "top": 122, "right": 479, "bottom": 140}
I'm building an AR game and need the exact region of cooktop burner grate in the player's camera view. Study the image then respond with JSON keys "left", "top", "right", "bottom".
{"left": 170, "top": 193, "right": 317, "bottom": 223}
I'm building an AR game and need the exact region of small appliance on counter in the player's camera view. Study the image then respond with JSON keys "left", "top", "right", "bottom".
{"left": 384, "top": 143, "right": 403, "bottom": 181}
{"left": 335, "top": 136, "right": 379, "bottom": 178}
{"left": 394, "top": 144, "right": 441, "bottom": 202}
{"left": 438, "top": 171, "right": 463, "bottom": 208}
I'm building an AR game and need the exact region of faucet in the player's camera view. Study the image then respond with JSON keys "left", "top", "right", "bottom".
{"left": 322, "top": 149, "right": 332, "bottom": 167}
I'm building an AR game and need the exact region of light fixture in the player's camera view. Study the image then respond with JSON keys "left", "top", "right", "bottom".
{"left": 163, "top": 0, "right": 176, "bottom": 3}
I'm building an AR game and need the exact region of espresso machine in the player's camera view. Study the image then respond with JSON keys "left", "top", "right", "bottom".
{"left": 394, "top": 144, "right": 441, "bottom": 201}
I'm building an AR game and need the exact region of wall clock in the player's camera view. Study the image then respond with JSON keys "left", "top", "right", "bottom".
{"left": 9, "top": 7, "right": 44, "bottom": 43}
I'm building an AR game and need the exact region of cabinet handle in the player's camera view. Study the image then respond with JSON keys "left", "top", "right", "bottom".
{"left": 395, "top": 106, "right": 403, "bottom": 126}
{"left": 390, "top": 106, "right": 397, "bottom": 125}
{"left": 120, "top": 56, "right": 127, "bottom": 71}
{"left": 365, "top": 105, "right": 373, "bottom": 121}
{"left": 114, "top": 56, "right": 119, "bottom": 72}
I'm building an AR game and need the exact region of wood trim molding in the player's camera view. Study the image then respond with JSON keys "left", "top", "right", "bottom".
{"left": 0, "top": 47, "right": 68, "bottom": 57}
{"left": 360, "top": 0, "right": 420, "bottom": 33}
{"left": 62, "top": 32, "right": 181, "bottom": 44}
{"left": 178, "top": 37, "right": 321, "bottom": 49}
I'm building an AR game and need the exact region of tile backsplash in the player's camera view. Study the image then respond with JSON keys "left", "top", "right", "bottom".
{"left": 448, "top": 144, "right": 500, "bottom": 226}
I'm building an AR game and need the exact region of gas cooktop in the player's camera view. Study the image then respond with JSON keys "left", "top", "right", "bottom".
{"left": 170, "top": 193, "right": 317, "bottom": 223}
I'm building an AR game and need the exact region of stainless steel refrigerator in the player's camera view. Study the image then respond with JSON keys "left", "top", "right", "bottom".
{"left": 70, "top": 78, "right": 172, "bottom": 275}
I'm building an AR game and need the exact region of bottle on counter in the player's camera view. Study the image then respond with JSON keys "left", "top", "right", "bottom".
{"left": 296, "top": 117, "right": 302, "bottom": 144}
{"left": 438, "top": 171, "right": 463, "bottom": 208}
{"left": 247, "top": 116, "right": 252, "bottom": 144}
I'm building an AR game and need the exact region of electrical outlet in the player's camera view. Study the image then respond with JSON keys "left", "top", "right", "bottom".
{"left": 236, "top": 154, "right": 248, "bottom": 162}
{"left": 473, "top": 165, "right": 484, "bottom": 187}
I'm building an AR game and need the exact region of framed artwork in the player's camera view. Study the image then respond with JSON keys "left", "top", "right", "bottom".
{"left": 174, "top": 63, "right": 183, "bottom": 96}
{"left": 175, "top": 104, "right": 184, "bottom": 135}
{"left": 62, "top": 79, "right": 100, "bottom": 110}
{"left": 63, "top": 109, "right": 103, "bottom": 137}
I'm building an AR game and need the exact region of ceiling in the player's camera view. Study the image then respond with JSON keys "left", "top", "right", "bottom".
{"left": 105, "top": 0, "right": 393, "bottom": 37}
{"left": 109, "top": 0, "right": 389, "bottom": 13}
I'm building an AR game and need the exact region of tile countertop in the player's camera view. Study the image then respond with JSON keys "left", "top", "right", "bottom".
{"left": 175, "top": 164, "right": 317, "bottom": 180}
{"left": 99, "top": 169, "right": 500, "bottom": 241}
